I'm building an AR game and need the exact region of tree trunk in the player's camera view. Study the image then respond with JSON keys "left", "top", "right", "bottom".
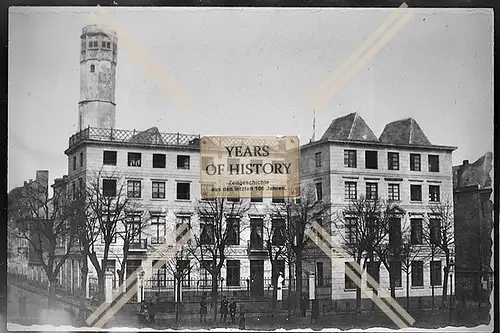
{"left": 389, "top": 262, "right": 396, "bottom": 298}
{"left": 406, "top": 272, "right": 410, "bottom": 309}
{"left": 98, "top": 270, "right": 106, "bottom": 301}
{"left": 355, "top": 258, "right": 362, "bottom": 311}
{"left": 211, "top": 274, "right": 218, "bottom": 324}
{"left": 295, "top": 253, "right": 303, "bottom": 315}
{"left": 287, "top": 262, "right": 293, "bottom": 320}
{"left": 176, "top": 277, "right": 181, "bottom": 323}
{"left": 79, "top": 259, "right": 89, "bottom": 320}
{"left": 271, "top": 284, "right": 278, "bottom": 316}
{"left": 48, "top": 278, "right": 57, "bottom": 309}
{"left": 442, "top": 253, "right": 450, "bottom": 307}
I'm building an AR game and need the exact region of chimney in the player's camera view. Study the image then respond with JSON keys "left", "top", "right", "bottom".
{"left": 463, "top": 160, "right": 469, "bottom": 166}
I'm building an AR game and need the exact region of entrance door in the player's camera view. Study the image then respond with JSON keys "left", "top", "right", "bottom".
{"left": 126, "top": 260, "right": 142, "bottom": 301}
{"left": 250, "top": 260, "right": 264, "bottom": 298}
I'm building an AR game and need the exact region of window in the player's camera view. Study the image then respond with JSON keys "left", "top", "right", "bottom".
{"left": 315, "top": 152, "right": 322, "bottom": 167}
{"left": 128, "top": 153, "right": 142, "bottom": 167}
{"left": 430, "top": 261, "right": 442, "bottom": 286}
{"left": 72, "top": 183, "right": 76, "bottom": 198}
{"left": 177, "top": 155, "right": 190, "bottom": 169}
{"left": 390, "top": 261, "right": 402, "bottom": 288}
{"left": 103, "top": 179, "right": 116, "bottom": 197}
{"left": 344, "top": 150, "right": 357, "bottom": 168}
{"left": 365, "top": 151, "right": 378, "bottom": 169}
{"left": 200, "top": 261, "right": 213, "bottom": 287}
{"left": 128, "top": 213, "right": 143, "bottom": 244}
{"left": 177, "top": 260, "right": 191, "bottom": 287}
{"left": 410, "top": 154, "right": 421, "bottom": 171}
{"left": 428, "top": 155, "right": 439, "bottom": 172}
{"left": 272, "top": 219, "right": 286, "bottom": 245}
{"left": 176, "top": 182, "right": 190, "bottom": 200}
{"left": 103, "top": 151, "right": 117, "bottom": 165}
{"left": 250, "top": 218, "right": 264, "bottom": 249}
{"left": 366, "top": 182, "right": 378, "bottom": 200}
{"left": 227, "top": 192, "right": 240, "bottom": 202}
{"left": 430, "top": 218, "right": 441, "bottom": 245}
{"left": 152, "top": 181, "right": 166, "bottom": 199}
{"left": 366, "top": 261, "right": 380, "bottom": 289}
{"left": 73, "top": 156, "right": 77, "bottom": 170}
{"left": 410, "top": 184, "right": 422, "bottom": 201}
{"left": 225, "top": 260, "right": 240, "bottom": 286}
{"left": 410, "top": 218, "right": 423, "bottom": 245}
{"left": 345, "top": 262, "right": 359, "bottom": 290}
{"left": 317, "top": 262, "right": 324, "bottom": 287}
{"left": 389, "top": 218, "right": 402, "bottom": 251}
{"left": 90, "top": 64, "right": 95, "bottom": 73}
{"left": 315, "top": 182, "right": 323, "bottom": 201}
{"left": 107, "top": 42, "right": 111, "bottom": 49}
{"left": 127, "top": 180, "right": 141, "bottom": 198}
{"left": 344, "top": 182, "right": 357, "bottom": 200}
{"left": 388, "top": 184, "right": 400, "bottom": 201}
{"left": 88, "top": 41, "right": 93, "bottom": 48}
{"left": 150, "top": 215, "right": 165, "bottom": 244}
{"left": 78, "top": 178, "right": 84, "bottom": 193}
{"left": 411, "top": 261, "right": 424, "bottom": 287}
{"left": 251, "top": 188, "right": 263, "bottom": 202}
{"left": 226, "top": 218, "right": 240, "bottom": 245}
{"left": 80, "top": 152, "right": 84, "bottom": 167}
{"left": 345, "top": 217, "right": 357, "bottom": 245}
{"left": 153, "top": 154, "right": 166, "bottom": 168}
{"left": 152, "top": 260, "right": 167, "bottom": 287}
{"left": 272, "top": 187, "right": 285, "bottom": 203}
{"left": 102, "top": 41, "right": 107, "bottom": 48}
{"left": 429, "top": 185, "right": 440, "bottom": 202}
{"left": 200, "top": 217, "right": 214, "bottom": 245}
{"left": 176, "top": 215, "right": 191, "bottom": 230}
{"left": 388, "top": 152, "right": 399, "bottom": 170}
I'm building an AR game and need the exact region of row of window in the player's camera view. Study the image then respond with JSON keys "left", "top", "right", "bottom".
{"left": 344, "top": 260, "right": 443, "bottom": 290}
{"left": 343, "top": 181, "right": 440, "bottom": 202}
{"left": 102, "top": 179, "right": 191, "bottom": 200}
{"left": 82, "top": 40, "right": 114, "bottom": 50}
{"left": 103, "top": 151, "right": 191, "bottom": 169}
{"left": 315, "top": 150, "right": 440, "bottom": 172}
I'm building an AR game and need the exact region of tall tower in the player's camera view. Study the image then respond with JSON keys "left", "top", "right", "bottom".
{"left": 78, "top": 25, "right": 118, "bottom": 131}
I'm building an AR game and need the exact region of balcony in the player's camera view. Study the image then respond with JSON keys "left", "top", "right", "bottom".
{"left": 247, "top": 240, "right": 267, "bottom": 256}
{"left": 67, "top": 127, "right": 200, "bottom": 151}
{"left": 129, "top": 239, "right": 148, "bottom": 251}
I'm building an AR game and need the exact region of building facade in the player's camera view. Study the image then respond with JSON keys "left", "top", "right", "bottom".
{"left": 300, "top": 113, "right": 457, "bottom": 302}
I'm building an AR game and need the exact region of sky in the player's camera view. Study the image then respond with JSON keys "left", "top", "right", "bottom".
{"left": 8, "top": 7, "right": 494, "bottom": 192}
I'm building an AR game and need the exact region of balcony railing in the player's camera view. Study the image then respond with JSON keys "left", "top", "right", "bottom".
{"left": 129, "top": 239, "right": 148, "bottom": 250}
{"left": 247, "top": 240, "right": 267, "bottom": 255}
{"left": 68, "top": 127, "right": 200, "bottom": 149}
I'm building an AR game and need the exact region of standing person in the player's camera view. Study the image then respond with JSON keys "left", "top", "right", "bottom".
{"left": 310, "top": 299, "right": 319, "bottom": 325}
{"left": 229, "top": 297, "right": 237, "bottom": 324}
{"left": 148, "top": 299, "right": 156, "bottom": 324}
{"left": 238, "top": 312, "right": 246, "bottom": 330}
{"left": 300, "top": 294, "right": 308, "bottom": 317}
{"left": 199, "top": 295, "right": 208, "bottom": 324}
{"left": 220, "top": 296, "right": 229, "bottom": 323}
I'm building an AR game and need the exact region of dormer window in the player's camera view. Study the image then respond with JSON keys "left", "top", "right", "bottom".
{"left": 90, "top": 64, "right": 95, "bottom": 73}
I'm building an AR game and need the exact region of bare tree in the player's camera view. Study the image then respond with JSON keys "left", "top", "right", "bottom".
{"left": 187, "top": 197, "right": 250, "bottom": 323}
{"left": 83, "top": 170, "right": 140, "bottom": 300}
{"left": 333, "top": 196, "right": 400, "bottom": 311}
{"left": 271, "top": 185, "right": 329, "bottom": 314}
{"left": 8, "top": 179, "right": 79, "bottom": 309}
{"left": 399, "top": 234, "right": 427, "bottom": 309}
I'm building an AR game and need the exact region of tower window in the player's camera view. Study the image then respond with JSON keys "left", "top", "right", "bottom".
{"left": 90, "top": 64, "right": 95, "bottom": 73}
{"left": 102, "top": 41, "right": 107, "bottom": 48}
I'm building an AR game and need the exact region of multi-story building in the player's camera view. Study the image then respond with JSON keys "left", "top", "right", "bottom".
{"left": 300, "top": 112, "right": 457, "bottom": 304}
{"left": 453, "top": 152, "right": 493, "bottom": 304}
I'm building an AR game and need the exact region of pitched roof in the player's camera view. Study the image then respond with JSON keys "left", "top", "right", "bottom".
{"left": 321, "top": 112, "right": 378, "bottom": 142}
{"left": 129, "top": 127, "right": 165, "bottom": 145}
{"left": 379, "top": 118, "right": 431, "bottom": 145}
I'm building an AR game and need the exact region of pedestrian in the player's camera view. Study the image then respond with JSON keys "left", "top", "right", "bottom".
{"left": 238, "top": 312, "right": 246, "bottom": 330}
{"left": 18, "top": 295, "right": 26, "bottom": 321}
{"left": 148, "top": 299, "right": 156, "bottom": 324}
{"left": 139, "top": 300, "right": 149, "bottom": 323}
{"left": 199, "top": 295, "right": 208, "bottom": 324}
{"left": 310, "top": 299, "right": 319, "bottom": 325}
{"left": 300, "top": 294, "right": 308, "bottom": 317}
{"left": 229, "top": 297, "right": 237, "bottom": 324}
{"left": 220, "top": 296, "right": 229, "bottom": 323}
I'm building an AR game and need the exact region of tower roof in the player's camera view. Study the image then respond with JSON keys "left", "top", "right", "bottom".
{"left": 321, "top": 112, "right": 378, "bottom": 142}
{"left": 379, "top": 118, "right": 431, "bottom": 145}
{"left": 82, "top": 25, "right": 117, "bottom": 37}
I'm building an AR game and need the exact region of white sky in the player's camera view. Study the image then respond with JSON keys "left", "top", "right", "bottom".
{"left": 8, "top": 7, "right": 494, "bottom": 191}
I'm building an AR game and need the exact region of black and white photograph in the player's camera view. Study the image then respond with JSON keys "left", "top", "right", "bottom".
{"left": 6, "top": 5, "right": 494, "bottom": 332}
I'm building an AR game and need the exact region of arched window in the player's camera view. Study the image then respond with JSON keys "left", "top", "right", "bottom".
{"left": 90, "top": 64, "right": 95, "bottom": 73}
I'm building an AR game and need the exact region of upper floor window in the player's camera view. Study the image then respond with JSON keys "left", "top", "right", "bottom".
{"left": 90, "top": 64, "right": 95, "bottom": 73}
{"left": 177, "top": 155, "right": 190, "bottom": 169}
{"left": 73, "top": 156, "right": 77, "bottom": 171}
{"left": 344, "top": 150, "right": 357, "bottom": 168}
{"left": 176, "top": 182, "right": 190, "bottom": 200}
{"left": 430, "top": 261, "right": 442, "bottom": 286}
{"left": 272, "top": 219, "right": 286, "bottom": 245}
{"left": 388, "top": 152, "right": 399, "bottom": 170}
{"left": 153, "top": 154, "right": 166, "bottom": 168}
{"left": 429, "top": 185, "right": 440, "bottom": 202}
{"left": 103, "top": 151, "right": 117, "bottom": 165}
{"left": 428, "top": 155, "right": 440, "bottom": 172}
{"left": 411, "top": 261, "right": 424, "bottom": 287}
{"left": 365, "top": 151, "right": 378, "bottom": 169}
{"left": 410, "top": 154, "right": 421, "bottom": 171}
{"left": 345, "top": 217, "right": 357, "bottom": 245}
{"left": 80, "top": 152, "right": 84, "bottom": 167}
{"left": 272, "top": 187, "right": 285, "bottom": 203}
{"left": 388, "top": 183, "right": 400, "bottom": 201}
{"left": 344, "top": 182, "right": 357, "bottom": 200}
{"left": 226, "top": 260, "right": 241, "bottom": 286}
{"left": 127, "top": 180, "right": 141, "bottom": 198}
{"left": 102, "top": 179, "right": 116, "bottom": 197}
{"left": 128, "top": 153, "right": 142, "bottom": 167}
{"left": 102, "top": 41, "right": 111, "bottom": 48}
{"left": 200, "top": 217, "right": 214, "bottom": 245}
{"left": 152, "top": 181, "right": 166, "bottom": 199}
{"left": 410, "top": 184, "right": 422, "bottom": 201}
{"left": 226, "top": 218, "right": 240, "bottom": 245}
{"left": 366, "top": 182, "right": 378, "bottom": 200}
{"left": 430, "top": 218, "right": 441, "bottom": 245}
{"left": 410, "top": 218, "right": 423, "bottom": 245}
{"left": 315, "top": 152, "right": 322, "bottom": 167}
{"left": 315, "top": 182, "right": 323, "bottom": 201}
